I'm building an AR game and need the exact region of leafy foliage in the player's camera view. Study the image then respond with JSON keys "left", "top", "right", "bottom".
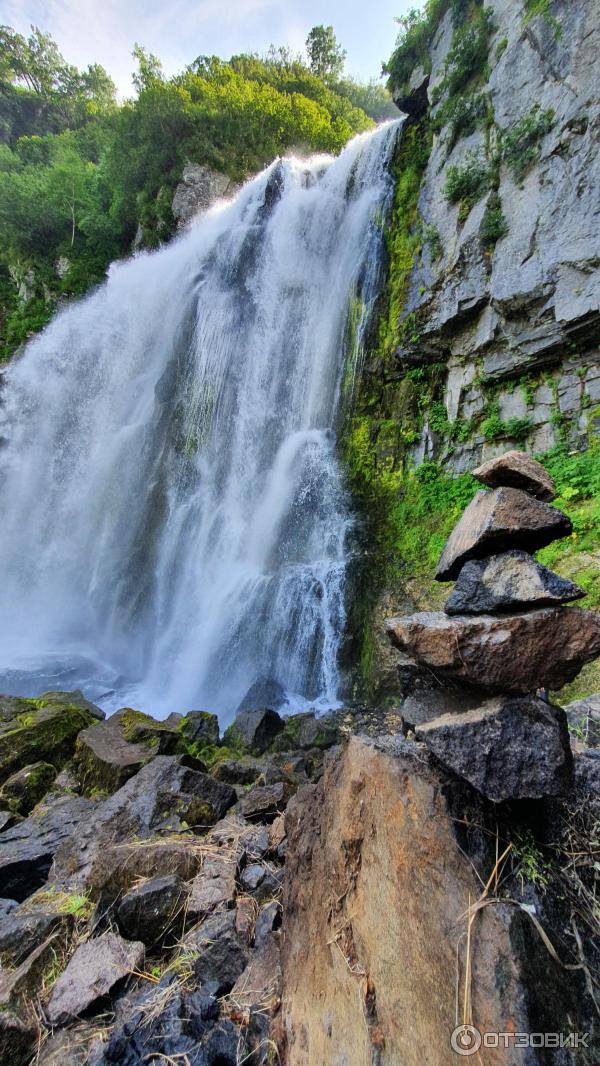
{"left": 431, "top": 5, "right": 495, "bottom": 104}
{"left": 502, "top": 104, "right": 554, "bottom": 183}
{"left": 0, "top": 26, "right": 380, "bottom": 361}
{"left": 444, "top": 150, "right": 493, "bottom": 219}
{"left": 305, "top": 25, "right": 347, "bottom": 81}
{"left": 479, "top": 190, "right": 508, "bottom": 247}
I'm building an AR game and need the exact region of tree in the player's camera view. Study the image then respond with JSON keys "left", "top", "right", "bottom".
{"left": 132, "top": 45, "right": 164, "bottom": 92}
{"left": 305, "top": 25, "right": 346, "bottom": 81}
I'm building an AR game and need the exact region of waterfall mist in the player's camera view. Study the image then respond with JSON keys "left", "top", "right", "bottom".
{"left": 0, "top": 122, "right": 399, "bottom": 720}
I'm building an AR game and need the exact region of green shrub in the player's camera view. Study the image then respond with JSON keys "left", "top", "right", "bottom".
{"left": 495, "top": 37, "right": 508, "bottom": 59}
{"left": 479, "top": 191, "right": 508, "bottom": 247}
{"left": 444, "top": 150, "right": 492, "bottom": 218}
{"left": 432, "top": 6, "right": 495, "bottom": 103}
{"left": 432, "top": 90, "right": 489, "bottom": 150}
{"left": 523, "top": 0, "right": 561, "bottom": 39}
{"left": 502, "top": 105, "right": 555, "bottom": 183}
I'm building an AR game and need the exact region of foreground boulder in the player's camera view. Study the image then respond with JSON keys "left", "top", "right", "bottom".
{"left": 415, "top": 696, "right": 572, "bottom": 802}
{"left": 386, "top": 607, "right": 600, "bottom": 693}
{"left": 224, "top": 707, "right": 284, "bottom": 754}
{"left": 435, "top": 487, "right": 572, "bottom": 581}
{"left": 51, "top": 756, "right": 236, "bottom": 890}
{"left": 47, "top": 930, "right": 144, "bottom": 1026}
{"left": 117, "top": 874, "right": 188, "bottom": 946}
{"left": 0, "top": 794, "right": 94, "bottom": 901}
{"left": 0, "top": 761, "right": 57, "bottom": 815}
{"left": 473, "top": 450, "right": 556, "bottom": 501}
{"left": 74, "top": 709, "right": 180, "bottom": 796}
{"left": 0, "top": 696, "right": 96, "bottom": 781}
{"left": 445, "top": 550, "right": 585, "bottom": 615}
{"left": 280, "top": 736, "right": 593, "bottom": 1064}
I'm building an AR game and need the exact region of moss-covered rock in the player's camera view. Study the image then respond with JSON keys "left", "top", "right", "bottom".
{"left": 73, "top": 711, "right": 161, "bottom": 797}
{"left": 0, "top": 762, "right": 57, "bottom": 816}
{"left": 0, "top": 698, "right": 96, "bottom": 785}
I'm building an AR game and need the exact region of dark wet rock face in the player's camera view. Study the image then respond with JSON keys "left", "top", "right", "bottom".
{"left": 0, "top": 794, "right": 95, "bottom": 901}
{"left": 181, "top": 710, "right": 220, "bottom": 747}
{"left": 74, "top": 709, "right": 181, "bottom": 796}
{"left": 47, "top": 930, "right": 145, "bottom": 1026}
{"left": 117, "top": 874, "right": 188, "bottom": 946}
{"left": 0, "top": 761, "right": 57, "bottom": 815}
{"left": 435, "top": 487, "right": 572, "bottom": 581}
{"left": 445, "top": 551, "right": 585, "bottom": 615}
{"left": 236, "top": 676, "right": 288, "bottom": 713}
{"left": 473, "top": 451, "right": 556, "bottom": 501}
{"left": 224, "top": 707, "right": 285, "bottom": 754}
{"left": 415, "top": 696, "right": 573, "bottom": 802}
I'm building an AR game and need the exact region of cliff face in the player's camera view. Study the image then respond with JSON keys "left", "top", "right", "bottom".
{"left": 392, "top": 0, "right": 600, "bottom": 472}
{"left": 345, "top": 0, "right": 600, "bottom": 699}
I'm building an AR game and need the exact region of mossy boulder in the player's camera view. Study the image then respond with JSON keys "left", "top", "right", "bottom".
{"left": 270, "top": 712, "right": 339, "bottom": 753}
{"left": 0, "top": 762, "right": 57, "bottom": 816}
{"left": 179, "top": 711, "right": 220, "bottom": 748}
{"left": 74, "top": 710, "right": 175, "bottom": 797}
{"left": 0, "top": 696, "right": 96, "bottom": 785}
{"left": 223, "top": 708, "right": 284, "bottom": 755}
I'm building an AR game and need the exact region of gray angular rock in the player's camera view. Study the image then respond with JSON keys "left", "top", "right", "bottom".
{"left": 236, "top": 677, "right": 287, "bottom": 713}
{"left": 239, "top": 782, "right": 295, "bottom": 823}
{"left": 445, "top": 551, "right": 585, "bottom": 615}
{"left": 435, "top": 488, "right": 572, "bottom": 581}
{"left": 0, "top": 907, "right": 74, "bottom": 965}
{"left": 117, "top": 874, "right": 188, "bottom": 945}
{"left": 52, "top": 756, "right": 236, "bottom": 889}
{"left": 187, "top": 851, "right": 238, "bottom": 921}
{"left": 47, "top": 930, "right": 145, "bottom": 1026}
{"left": 0, "top": 793, "right": 94, "bottom": 901}
{"left": 415, "top": 696, "right": 573, "bottom": 802}
{"left": 181, "top": 711, "right": 220, "bottom": 747}
{"left": 386, "top": 607, "right": 600, "bottom": 694}
{"left": 473, "top": 451, "right": 556, "bottom": 501}
{"left": 564, "top": 693, "right": 600, "bottom": 747}
{"left": 225, "top": 707, "right": 284, "bottom": 755}
{"left": 184, "top": 910, "right": 248, "bottom": 996}
{"left": 74, "top": 710, "right": 178, "bottom": 796}
{"left": 171, "top": 162, "right": 231, "bottom": 228}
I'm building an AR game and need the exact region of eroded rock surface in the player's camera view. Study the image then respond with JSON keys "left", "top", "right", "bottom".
{"left": 473, "top": 451, "right": 556, "bottom": 501}
{"left": 445, "top": 550, "right": 585, "bottom": 615}
{"left": 435, "top": 487, "right": 572, "bottom": 581}
{"left": 386, "top": 607, "right": 600, "bottom": 693}
{"left": 415, "top": 695, "right": 572, "bottom": 801}
{"left": 47, "top": 930, "right": 145, "bottom": 1026}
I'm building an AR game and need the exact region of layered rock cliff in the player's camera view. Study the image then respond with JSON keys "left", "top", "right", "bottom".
{"left": 344, "top": 0, "right": 600, "bottom": 700}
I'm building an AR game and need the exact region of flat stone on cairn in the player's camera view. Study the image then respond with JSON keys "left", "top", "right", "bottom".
{"left": 386, "top": 449, "right": 600, "bottom": 801}
{"left": 435, "top": 487, "right": 571, "bottom": 581}
{"left": 444, "top": 550, "right": 585, "bottom": 615}
{"left": 473, "top": 449, "right": 556, "bottom": 501}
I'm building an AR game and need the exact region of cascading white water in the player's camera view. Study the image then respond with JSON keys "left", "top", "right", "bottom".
{"left": 0, "top": 121, "right": 399, "bottom": 720}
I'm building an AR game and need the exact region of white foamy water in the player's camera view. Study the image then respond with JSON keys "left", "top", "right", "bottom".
{"left": 0, "top": 121, "right": 399, "bottom": 720}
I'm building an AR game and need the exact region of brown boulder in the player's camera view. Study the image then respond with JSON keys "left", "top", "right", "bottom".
{"left": 435, "top": 487, "right": 572, "bottom": 581}
{"left": 279, "top": 736, "right": 589, "bottom": 1065}
{"left": 385, "top": 607, "right": 600, "bottom": 693}
{"left": 473, "top": 450, "right": 556, "bottom": 501}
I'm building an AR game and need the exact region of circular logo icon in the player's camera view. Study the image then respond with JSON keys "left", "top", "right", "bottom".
{"left": 451, "top": 1024, "right": 482, "bottom": 1056}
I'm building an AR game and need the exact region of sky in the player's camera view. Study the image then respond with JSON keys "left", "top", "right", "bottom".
{"left": 1, "top": 0, "right": 420, "bottom": 95}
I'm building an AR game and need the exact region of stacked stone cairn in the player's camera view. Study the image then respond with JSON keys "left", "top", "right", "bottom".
{"left": 386, "top": 450, "right": 600, "bottom": 803}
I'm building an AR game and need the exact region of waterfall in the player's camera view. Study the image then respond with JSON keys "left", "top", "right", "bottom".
{"left": 0, "top": 121, "right": 399, "bottom": 720}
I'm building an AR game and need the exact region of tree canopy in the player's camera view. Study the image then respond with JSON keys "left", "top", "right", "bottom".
{"left": 0, "top": 24, "right": 396, "bottom": 361}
